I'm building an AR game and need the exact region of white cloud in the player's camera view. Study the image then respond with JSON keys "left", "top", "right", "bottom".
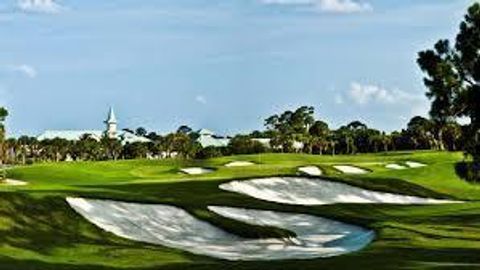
{"left": 195, "top": 95, "right": 207, "bottom": 104}
{"left": 17, "top": 0, "right": 63, "bottom": 14}
{"left": 11, "top": 64, "right": 37, "bottom": 78}
{"left": 260, "top": 0, "right": 372, "bottom": 13}
{"left": 319, "top": 0, "right": 371, "bottom": 13}
{"left": 348, "top": 82, "right": 423, "bottom": 105}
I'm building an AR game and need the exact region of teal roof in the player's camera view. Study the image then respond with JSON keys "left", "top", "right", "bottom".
{"left": 118, "top": 131, "right": 151, "bottom": 145}
{"left": 197, "top": 135, "right": 229, "bottom": 147}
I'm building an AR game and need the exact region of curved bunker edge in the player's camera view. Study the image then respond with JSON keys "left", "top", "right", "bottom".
{"left": 66, "top": 197, "right": 375, "bottom": 261}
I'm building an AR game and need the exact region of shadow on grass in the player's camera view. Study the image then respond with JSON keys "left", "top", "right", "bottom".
{"left": 0, "top": 192, "right": 205, "bottom": 264}
{"left": 53, "top": 175, "right": 464, "bottom": 234}
{"left": 149, "top": 246, "right": 480, "bottom": 270}
{"left": 455, "top": 162, "right": 480, "bottom": 184}
{"left": 2, "top": 180, "right": 480, "bottom": 269}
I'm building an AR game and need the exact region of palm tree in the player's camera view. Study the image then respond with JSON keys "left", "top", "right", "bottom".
{"left": 17, "top": 136, "right": 33, "bottom": 164}
{"left": 5, "top": 138, "right": 18, "bottom": 164}
{"left": 72, "top": 135, "right": 102, "bottom": 161}
{"left": 101, "top": 136, "right": 122, "bottom": 160}
{"left": 407, "top": 116, "right": 434, "bottom": 150}
{"left": 381, "top": 133, "right": 392, "bottom": 152}
{"left": 0, "top": 107, "right": 9, "bottom": 180}
{"left": 309, "top": 120, "right": 329, "bottom": 154}
{"left": 368, "top": 134, "right": 382, "bottom": 153}
{"left": 135, "top": 127, "right": 148, "bottom": 137}
{"left": 122, "top": 142, "right": 149, "bottom": 159}
{"left": 162, "top": 133, "right": 176, "bottom": 158}
{"left": 327, "top": 133, "right": 337, "bottom": 156}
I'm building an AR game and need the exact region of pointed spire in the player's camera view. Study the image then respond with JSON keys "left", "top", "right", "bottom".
{"left": 106, "top": 106, "right": 117, "bottom": 124}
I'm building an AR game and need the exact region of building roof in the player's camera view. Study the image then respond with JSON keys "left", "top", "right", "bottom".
{"left": 252, "top": 138, "right": 271, "bottom": 146}
{"left": 37, "top": 129, "right": 152, "bottom": 144}
{"left": 118, "top": 131, "right": 151, "bottom": 145}
{"left": 197, "top": 129, "right": 214, "bottom": 136}
{"left": 37, "top": 106, "right": 153, "bottom": 145}
{"left": 197, "top": 135, "right": 230, "bottom": 148}
{"left": 105, "top": 107, "right": 117, "bottom": 124}
{"left": 37, "top": 130, "right": 103, "bottom": 141}
{"left": 251, "top": 138, "right": 303, "bottom": 150}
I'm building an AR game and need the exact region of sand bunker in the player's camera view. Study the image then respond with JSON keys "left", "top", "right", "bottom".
{"left": 333, "top": 165, "right": 368, "bottom": 174}
{"left": 298, "top": 166, "right": 322, "bottom": 176}
{"left": 385, "top": 164, "right": 407, "bottom": 170}
{"left": 0, "top": 179, "right": 27, "bottom": 186}
{"left": 405, "top": 161, "right": 427, "bottom": 168}
{"left": 225, "top": 161, "right": 255, "bottom": 167}
{"left": 180, "top": 167, "right": 213, "bottom": 175}
{"left": 220, "top": 177, "right": 457, "bottom": 206}
{"left": 67, "top": 197, "right": 374, "bottom": 261}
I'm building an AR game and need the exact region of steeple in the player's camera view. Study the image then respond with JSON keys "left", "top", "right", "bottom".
{"left": 105, "top": 106, "right": 118, "bottom": 139}
{"left": 106, "top": 106, "right": 117, "bottom": 124}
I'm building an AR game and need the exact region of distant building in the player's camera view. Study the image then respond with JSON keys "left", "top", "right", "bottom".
{"left": 196, "top": 129, "right": 230, "bottom": 148}
{"left": 195, "top": 130, "right": 304, "bottom": 151}
{"left": 37, "top": 107, "right": 150, "bottom": 145}
{"left": 37, "top": 130, "right": 103, "bottom": 141}
{"left": 251, "top": 138, "right": 271, "bottom": 148}
{"left": 251, "top": 138, "right": 304, "bottom": 151}
{"left": 105, "top": 107, "right": 118, "bottom": 139}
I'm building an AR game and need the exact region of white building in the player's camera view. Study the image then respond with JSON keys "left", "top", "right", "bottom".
{"left": 195, "top": 130, "right": 303, "bottom": 151}
{"left": 196, "top": 129, "right": 230, "bottom": 148}
{"left": 251, "top": 138, "right": 304, "bottom": 151}
{"left": 105, "top": 107, "right": 117, "bottom": 139}
{"left": 37, "top": 107, "right": 150, "bottom": 145}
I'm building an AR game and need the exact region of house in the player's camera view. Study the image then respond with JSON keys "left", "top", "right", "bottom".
{"left": 251, "top": 138, "right": 304, "bottom": 151}
{"left": 37, "top": 107, "right": 151, "bottom": 145}
{"left": 196, "top": 129, "right": 230, "bottom": 148}
{"left": 37, "top": 130, "right": 103, "bottom": 141}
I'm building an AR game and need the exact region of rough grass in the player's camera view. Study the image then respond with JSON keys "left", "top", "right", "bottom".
{"left": 2, "top": 151, "right": 480, "bottom": 269}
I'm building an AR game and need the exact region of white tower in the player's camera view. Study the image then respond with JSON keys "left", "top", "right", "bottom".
{"left": 105, "top": 106, "right": 117, "bottom": 139}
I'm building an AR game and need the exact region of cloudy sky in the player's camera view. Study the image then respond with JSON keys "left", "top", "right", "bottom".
{"left": 0, "top": 0, "right": 474, "bottom": 136}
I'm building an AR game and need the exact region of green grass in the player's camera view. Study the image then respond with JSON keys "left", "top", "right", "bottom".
{"left": 2, "top": 151, "right": 480, "bottom": 269}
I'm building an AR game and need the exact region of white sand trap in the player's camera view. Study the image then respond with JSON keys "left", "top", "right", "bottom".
{"left": 385, "top": 164, "right": 407, "bottom": 170}
{"left": 220, "top": 177, "right": 458, "bottom": 206}
{"left": 67, "top": 197, "right": 374, "bottom": 261}
{"left": 180, "top": 167, "right": 213, "bottom": 175}
{"left": 405, "top": 161, "right": 427, "bottom": 168}
{"left": 333, "top": 165, "right": 368, "bottom": 174}
{"left": 225, "top": 161, "right": 255, "bottom": 167}
{"left": 298, "top": 166, "right": 322, "bottom": 176}
{"left": 0, "top": 179, "right": 27, "bottom": 186}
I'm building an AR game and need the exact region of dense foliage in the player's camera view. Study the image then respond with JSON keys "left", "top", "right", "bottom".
{"left": 418, "top": 3, "right": 480, "bottom": 179}
{"left": 3, "top": 106, "right": 466, "bottom": 164}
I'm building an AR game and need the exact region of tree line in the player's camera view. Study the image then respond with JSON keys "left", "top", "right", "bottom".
{"left": 4, "top": 128, "right": 202, "bottom": 164}
{"left": 417, "top": 3, "right": 480, "bottom": 180}
{"left": 1, "top": 107, "right": 466, "bottom": 165}
{"left": 0, "top": 3, "right": 478, "bottom": 179}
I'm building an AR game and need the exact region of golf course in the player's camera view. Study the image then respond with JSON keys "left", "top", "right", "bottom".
{"left": 1, "top": 150, "right": 479, "bottom": 269}
{"left": 3, "top": 0, "right": 480, "bottom": 269}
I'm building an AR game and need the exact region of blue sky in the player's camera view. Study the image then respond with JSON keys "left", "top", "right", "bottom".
{"left": 0, "top": 0, "right": 474, "bottom": 136}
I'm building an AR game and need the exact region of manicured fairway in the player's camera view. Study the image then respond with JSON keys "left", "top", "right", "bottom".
{"left": 2, "top": 151, "right": 480, "bottom": 269}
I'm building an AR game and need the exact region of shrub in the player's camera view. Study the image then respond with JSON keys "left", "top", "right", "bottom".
{"left": 196, "top": 146, "right": 223, "bottom": 159}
